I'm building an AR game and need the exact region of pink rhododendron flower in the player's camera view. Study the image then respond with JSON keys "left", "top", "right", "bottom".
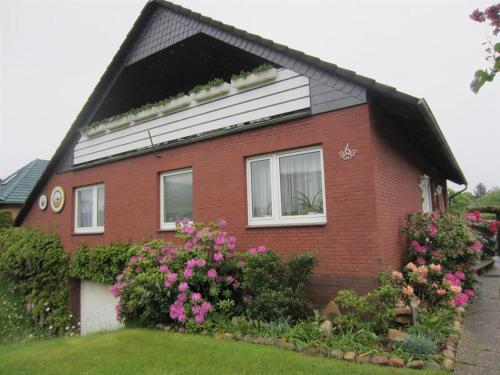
{"left": 184, "top": 241, "right": 193, "bottom": 250}
{"left": 417, "top": 266, "right": 428, "bottom": 274}
{"left": 489, "top": 221, "right": 498, "bottom": 233}
{"left": 191, "top": 293, "right": 202, "bottom": 303}
{"left": 159, "top": 265, "right": 169, "bottom": 273}
{"left": 445, "top": 272, "right": 461, "bottom": 286}
{"left": 436, "top": 289, "right": 447, "bottom": 296}
{"left": 453, "top": 293, "right": 469, "bottom": 306}
{"left": 416, "top": 275, "right": 427, "bottom": 284}
{"left": 431, "top": 283, "right": 438, "bottom": 288}
{"left": 213, "top": 252, "right": 224, "bottom": 262}
{"left": 450, "top": 285, "right": 462, "bottom": 294}
{"left": 429, "top": 264, "right": 442, "bottom": 272}
{"left": 248, "top": 248, "right": 257, "bottom": 255}
{"left": 129, "top": 256, "right": 138, "bottom": 264}
{"left": 218, "top": 219, "right": 227, "bottom": 228}
{"left": 410, "top": 240, "right": 427, "bottom": 254}
{"left": 429, "top": 225, "right": 438, "bottom": 236}
{"left": 195, "top": 314, "right": 205, "bottom": 324}
{"left": 207, "top": 268, "right": 217, "bottom": 279}
{"left": 215, "top": 235, "right": 225, "bottom": 247}
{"left": 226, "top": 275, "right": 235, "bottom": 284}
{"left": 182, "top": 226, "right": 194, "bottom": 234}
{"left": 431, "top": 211, "right": 440, "bottom": 219}
{"left": 183, "top": 267, "right": 193, "bottom": 279}
{"left": 201, "top": 301, "right": 212, "bottom": 312}
{"left": 167, "top": 272, "right": 178, "bottom": 283}
{"left": 417, "top": 257, "right": 426, "bottom": 265}
{"left": 391, "top": 271, "right": 403, "bottom": 281}
{"left": 182, "top": 217, "right": 190, "bottom": 226}
{"left": 177, "top": 293, "right": 187, "bottom": 303}
{"left": 402, "top": 286, "right": 414, "bottom": 296}
{"left": 405, "top": 262, "right": 418, "bottom": 272}
{"left": 257, "top": 245, "right": 266, "bottom": 254}
{"left": 470, "top": 241, "right": 483, "bottom": 253}
{"left": 465, "top": 289, "right": 476, "bottom": 297}
{"left": 109, "top": 284, "right": 120, "bottom": 297}
{"left": 455, "top": 271, "right": 465, "bottom": 281}
{"left": 178, "top": 282, "right": 189, "bottom": 292}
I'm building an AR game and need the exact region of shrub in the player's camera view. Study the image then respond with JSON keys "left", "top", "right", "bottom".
{"left": 333, "top": 275, "right": 400, "bottom": 334}
{"left": 0, "top": 210, "right": 13, "bottom": 229}
{"left": 71, "top": 242, "right": 137, "bottom": 284}
{"left": 0, "top": 227, "right": 72, "bottom": 334}
{"left": 399, "top": 334, "right": 438, "bottom": 355}
{"left": 242, "top": 250, "right": 316, "bottom": 322}
{"left": 115, "top": 220, "right": 242, "bottom": 328}
{"left": 400, "top": 212, "right": 481, "bottom": 309}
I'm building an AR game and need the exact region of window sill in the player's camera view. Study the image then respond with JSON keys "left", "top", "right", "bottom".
{"left": 246, "top": 222, "right": 327, "bottom": 229}
{"left": 157, "top": 228, "right": 177, "bottom": 232}
{"left": 72, "top": 231, "right": 104, "bottom": 236}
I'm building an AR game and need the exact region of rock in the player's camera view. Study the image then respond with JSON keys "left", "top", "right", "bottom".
{"left": 357, "top": 355, "right": 371, "bottom": 364}
{"left": 370, "top": 355, "right": 389, "bottom": 365}
{"left": 453, "top": 320, "right": 462, "bottom": 329}
{"left": 233, "top": 332, "right": 242, "bottom": 341}
{"left": 330, "top": 349, "right": 344, "bottom": 360}
{"left": 305, "top": 347, "right": 320, "bottom": 356}
{"left": 388, "top": 328, "right": 408, "bottom": 342}
{"left": 442, "top": 349, "right": 455, "bottom": 359}
{"left": 163, "top": 325, "right": 171, "bottom": 331}
{"left": 223, "top": 332, "right": 234, "bottom": 340}
{"left": 200, "top": 329, "right": 208, "bottom": 336}
{"left": 449, "top": 334, "right": 460, "bottom": 344}
{"left": 388, "top": 357, "right": 405, "bottom": 367}
{"left": 251, "top": 337, "right": 263, "bottom": 345}
{"left": 394, "top": 315, "right": 412, "bottom": 325}
{"left": 319, "top": 320, "right": 333, "bottom": 335}
{"left": 243, "top": 335, "right": 252, "bottom": 342}
{"left": 343, "top": 351, "right": 356, "bottom": 361}
{"left": 178, "top": 327, "right": 185, "bottom": 333}
{"left": 283, "top": 342, "right": 295, "bottom": 351}
{"left": 319, "top": 347, "right": 330, "bottom": 357}
{"left": 443, "top": 358, "right": 455, "bottom": 371}
{"left": 321, "top": 300, "right": 341, "bottom": 320}
{"left": 156, "top": 323, "right": 165, "bottom": 330}
{"left": 263, "top": 337, "right": 274, "bottom": 346}
{"left": 394, "top": 306, "right": 412, "bottom": 315}
{"left": 408, "top": 360, "right": 425, "bottom": 369}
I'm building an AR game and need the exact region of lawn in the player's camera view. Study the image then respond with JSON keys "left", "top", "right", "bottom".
{"left": 0, "top": 328, "right": 445, "bottom": 375}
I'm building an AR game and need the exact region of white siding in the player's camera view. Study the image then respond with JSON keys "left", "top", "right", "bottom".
{"left": 80, "top": 280, "right": 123, "bottom": 335}
{"left": 73, "top": 69, "right": 310, "bottom": 165}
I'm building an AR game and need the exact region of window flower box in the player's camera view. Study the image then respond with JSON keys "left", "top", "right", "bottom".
{"left": 132, "top": 107, "right": 161, "bottom": 123}
{"left": 190, "top": 82, "right": 230, "bottom": 102}
{"left": 231, "top": 67, "right": 277, "bottom": 90}
{"left": 80, "top": 124, "right": 107, "bottom": 138}
{"left": 157, "top": 95, "right": 191, "bottom": 115}
{"left": 105, "top": 115, "right": 134, "bottom": 131}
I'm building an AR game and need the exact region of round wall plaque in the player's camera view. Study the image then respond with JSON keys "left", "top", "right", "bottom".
{"left": 38, "top": 194, "right": 48, "bottom": 210}
{"left": 50, "top": 186, "right": 65, "bottom": 213}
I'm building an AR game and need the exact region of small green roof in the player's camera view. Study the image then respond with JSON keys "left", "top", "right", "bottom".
{"left": 0, "top": 159, "right": 49, "bottom": 204}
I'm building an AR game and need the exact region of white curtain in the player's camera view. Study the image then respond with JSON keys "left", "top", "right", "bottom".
{"left": 279, "top": 151, "right": 323, "bottom": 216}
{"left": 78, "top": 189, "right": 93, "bottom": 227}
{"left": 97, "top": 186, "right": 104, "bottom": 227}
{"left": 251, "top": 160, "right": 272, "bottom": 217}
{"left": 164, "top": 172, "right": 193, "bottom": 223}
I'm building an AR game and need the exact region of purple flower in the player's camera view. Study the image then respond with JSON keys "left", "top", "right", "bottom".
{"left": 191, "top": 293, "right": 202, "bottom": 303}
{"left": 207, "top": 268, "right": 217, "bottom": 279}
{"left": 178, "top": 282, "right": 189, "bottom": 292}
{"left": 182, "top": 225, "right": 194, "bottom": 234}
{"left": 177, "top": 293, "right": 187, "bottom": 303}
{"left": 201, "top": 301, "right": 212, "bottom": 312}
{"left": 455, "top": 271, "right": 465, "bottom": 281}
{"left": 183, "top": 267, "right": 193, "bottom": 279}
{"left": 417, "top": 257, "right": 426, "bottom": 265}
{"left": 159, "top": 265, "right": 169, "bottom": 273}
{"left": 470, "top": 241, "right": 483, "bottom": 253}
{"left": 429, "top": 226, "right": 438, "bottom": 236}
{"left": 213, "top": 252, "right": 223, "bottom": 262}
{"left": 196, "top": 259, "right": 206, "bottom": 268}
{"left": 257, "top": 245, "right": 266, "bottom": 254}
{"left": 195, "top": 314, "right": 205, "bottom": 324}
{"left": 108, "top": 284, "right": 120, "bottom": 297}
{"left": 167, "top": 272, "right": 178, "bottom": 283}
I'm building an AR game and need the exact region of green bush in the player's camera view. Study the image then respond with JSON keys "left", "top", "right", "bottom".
{"left": 334, "top": 274, "right": 400, "bottom": 334}
{"left": 0, "top": 227, "right": 72, "bottom": 335}
{"left": 407, "top": 308, "right": 457, "bottom": 343}
{"left": 0, "top": 210, "right": 13, "bottom": 229}
{"left": 242, "top": 251, "right": 316, "bottom": 322}
{"left": 71, "top": 242, "right": 137, "bottom": 284}
{"left": 399, "top": 334, "right": 437, "bottom": 355}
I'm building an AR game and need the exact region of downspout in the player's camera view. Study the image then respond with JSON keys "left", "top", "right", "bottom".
{"left": 448, "top": 184, "right": 468, "bottom": 205}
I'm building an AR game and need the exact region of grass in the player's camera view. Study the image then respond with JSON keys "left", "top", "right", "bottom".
{"left": 0, "top": 328, "right": 445, "bottom": 375}
{"left": 0, "top": 276, "right": 46, "bottom": 344}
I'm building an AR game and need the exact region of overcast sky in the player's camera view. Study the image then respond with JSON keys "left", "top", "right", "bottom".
{"left": 1, "top": 0, "right": 498, "bottom": 192}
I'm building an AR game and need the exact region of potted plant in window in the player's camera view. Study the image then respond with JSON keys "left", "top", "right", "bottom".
{"left": 295, "top": 191, "right": 323, "bottom": 215}
{"left": 231, "top": 64, "right": 278, "bottom": 90}
{"left": 190, "top": 78, "right": 231, "bottom": 102}
{"left": 156, "top": 93, "right": 191, "bottom": 115}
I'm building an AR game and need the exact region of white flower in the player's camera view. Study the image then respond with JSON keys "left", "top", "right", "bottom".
{"left": 45, "top": 307, "right": 50, "bottom": 312}
{"left": 49, "top": 325, "right": 53, "bottom": 330}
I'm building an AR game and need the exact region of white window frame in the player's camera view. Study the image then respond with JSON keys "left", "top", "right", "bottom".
{"left": 74, "top": 184, "right": 104, "bottom": 234}
{"left": 419, "top": 175, "right": 433, "bottom": 213}
{"left": 246, "top": 146, "right": 327, "bottom": 227}
{"left": 160, "top": 168, "right": 193, "bottom": 230}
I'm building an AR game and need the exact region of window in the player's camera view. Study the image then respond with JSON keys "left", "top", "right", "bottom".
{"left": 160, "top": 169, "right": 193, "bottom": 230}
{"left": 247, "top": 147, "right": 326, "bottom": 226}
{"left": 75, "top": 184, "right": 104, "bottom": 233}
{"left": 419, "top": 175, "right": 432, "bottom": 213}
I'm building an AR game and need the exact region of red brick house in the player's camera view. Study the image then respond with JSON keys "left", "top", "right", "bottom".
{"left": 16, "top": 0, "right": 465, "bottom": 307}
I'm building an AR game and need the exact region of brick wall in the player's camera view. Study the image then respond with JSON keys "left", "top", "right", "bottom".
{"left": 23, "top": 104, "right": 445, "bottom": 308}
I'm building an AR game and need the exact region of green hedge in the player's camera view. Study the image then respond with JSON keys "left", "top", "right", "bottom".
{"left": 71, "top": 242, "right": 138, "bottom": 285}
{"left": 0, "top": 227, "right": 72, "bottom": 334}
{"left": 0, "top": 210, "right": 13, "bottom": 229}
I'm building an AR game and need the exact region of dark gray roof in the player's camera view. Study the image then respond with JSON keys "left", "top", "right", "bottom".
{"left": 0, "top": 159, "right": 49, "bottom": 204}
{"left": 15, "top": 0, "right": 466, "bottom": 225}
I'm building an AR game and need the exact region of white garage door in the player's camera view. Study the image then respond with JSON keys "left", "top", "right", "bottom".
{"left": 80, "top": 280, "right": 124, "bottom": 335}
